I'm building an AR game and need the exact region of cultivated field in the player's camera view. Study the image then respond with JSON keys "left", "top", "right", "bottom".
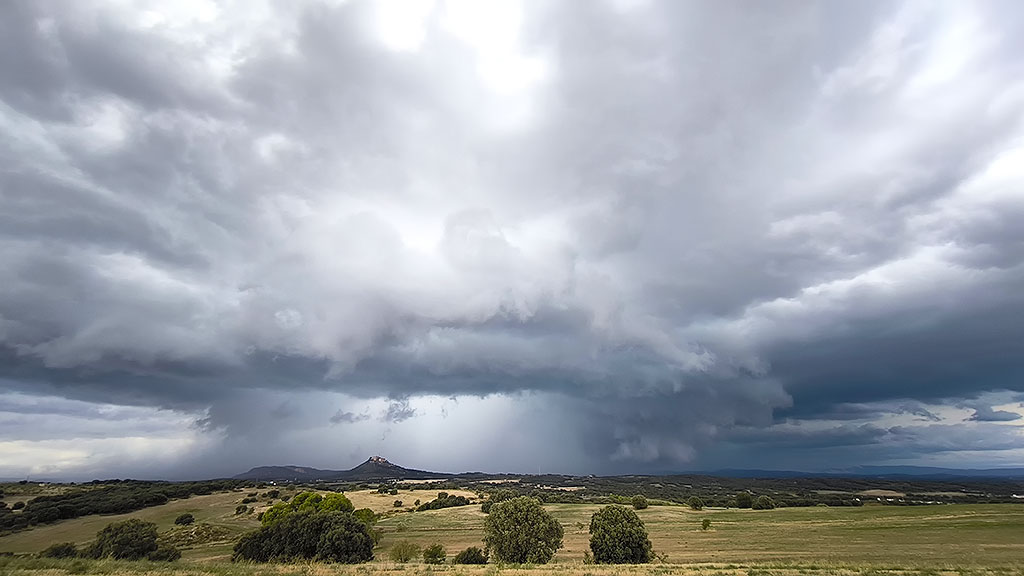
{"left": 1, "top": 486, "right": 1022, "bottom": 576}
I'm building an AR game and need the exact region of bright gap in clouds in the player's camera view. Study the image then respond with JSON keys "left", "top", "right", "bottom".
{"left": 373, "top": 0, "right": 547, "bottom": 94}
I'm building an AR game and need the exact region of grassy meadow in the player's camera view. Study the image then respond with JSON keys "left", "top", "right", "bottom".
{"left": 1, "top": 486, "right": 1022, "bottom": 576}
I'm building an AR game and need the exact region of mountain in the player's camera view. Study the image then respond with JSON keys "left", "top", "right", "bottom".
{"left": 234, "top": 456, "right": 447, "bottom": 482}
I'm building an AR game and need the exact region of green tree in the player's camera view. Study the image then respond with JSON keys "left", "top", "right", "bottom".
{"left": 233, "top": 510, "right": 373, "bottom": 563}
{"left": 84, "top": 519, "right": 160, "bottom": 560}
{"left": 320, "top": 493, "right": 355, "bottom": 513}
{"left": 735, "top": 492, "right": 753, "bottom": 509}
{"left": 393, "top": 500, "right": 403, "bottom": 508}
{"left": 39, "top": 542, "right": 78, "bottom": 558}
{"left": 236, "top": 504, "right": 249, "bottom": 515}
{"left": 174, "top": 513, "right": 195, "bottom": 526}
{"left": 631, "top": 495, "right": 649, "bottom": 510}
{"left": 453, "top": 546, "right": 488, "bottom": 564}
{"left": 687, "top": 496, "right": 704, "bottom": 511}
{"left": 483, "top": 497, "right": 564, "bottom": 564}
{"left": 588, "top": 505, "right": 653, "bottom": 564}
{"left": 701, "top": 518, "right": 711, "bottom": 531}
{"left": 12, "top": 501, "right": 25, "bottom": 510}
{"left": 389, "top": 541, "right": 419, "bottom": 563}
{"left": 752, "top": 495, "right": 776, "bottom": 510}
{"left": 422, "top": 543, "right": 446, "bottom": 564}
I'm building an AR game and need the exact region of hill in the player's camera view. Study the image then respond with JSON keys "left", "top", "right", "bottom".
{"left": 233, "top": 456, "right": 446, "bottom": 482}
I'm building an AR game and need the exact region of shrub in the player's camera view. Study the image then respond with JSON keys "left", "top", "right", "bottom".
{"left": 393, "top": 500, "right": 403, "bottom": 508}
{"left": 12, "top": 501, "right": 25, "bottom": 510}
{"left": 389, "top": 541, "right": 419, "bottom": 563}
{"left": 701, "top": 518, "right": 711, "bottom": 531}
{"left": 40, "top": 542, "right": 78, "bottom": 558}
{"left": 631, "top": 495, "right": 649, "bottom": 510}
{"left": 233, "top": 510, "right": 374, "bottom": 563}
{"left": 453, "top": 546, "right": 487, "bottom": 564}
{"left": 753, "top": 495, "right": 776, "bottom": 510}
{"left": 148, "top": 544, "right": 182, "bottom": 562}
{"left": 588, "top": 505, "right": 653, "bottom": 564}
{"left": 84, "top": 519, "right": 160, "bottom": 560}
{"left": 261, "top": 492, "right": 354, "bottom": 526}
{"left": 735, "top": 492, "right": 753, "bottom": 509}
{"left": 174, "top": 513, "right": 195, "bottom": 526}
{"left": 422, "top": 543, "right": 446, "bottom": 564}
{"left": 236, "top": 505, "right": 250, "bottom": 515}
{"left": 687, "top": 496, "right": 704, "bottom": 511}
{"left": 483, "top": 497, "right": 563, "bottom": 564}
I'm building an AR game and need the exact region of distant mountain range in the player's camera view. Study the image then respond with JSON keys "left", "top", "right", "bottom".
{"left": 700, "top": 466, "right": 1024, "bottom": 479}
{"left": 233, "top": 456, "right": 448, "bottom": 482}
{"left": 235, "top": 457, "right": 1024, "bottom": 482}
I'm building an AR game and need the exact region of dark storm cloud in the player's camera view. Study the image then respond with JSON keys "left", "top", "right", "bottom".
{"left": 330, "top": 410, "right": 371, "bottom": 424}
{"left": 2, "top": 0, "right": 1023, "bottom": 476}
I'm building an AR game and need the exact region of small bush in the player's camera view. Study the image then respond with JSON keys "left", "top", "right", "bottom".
{"left": 752, "top": 495, "right": 776, "bottom": 510}
{"left": 40, "top": 542, "right": 78, "bottom": 558}
{"left": 173, "top": 513, "right": 194, "bottom": 526}
{"left": 687, "top": 496, "right": 704, "bottom": 511}
{"left": 389, "top": 541, "right": 420, "bottom": 563}
{"left": 235, "top": 504, "right": 249, "bottom": 515}
{"left": 12, "top": 501, "right": 25, "bottom": 510}
{"left": 422, "top": 543, "right": 446, "bottom": 564}
{"left": 631, "top": 495, "right": 649, "bottom": 510}
{"left": 393, "top": 500, "right": 403, "bottom": 508}
{"left": 148, "top": 544, "right": 182, "bottom": 562}
{"left": 701, "top": 518, "right": 711, "bottom": 531}
{"left": 453, "top": 546, "right": 487, "bottom": 564}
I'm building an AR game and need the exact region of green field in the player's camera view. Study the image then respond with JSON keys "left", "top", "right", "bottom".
{"left": 1, "top": 488, "right": 1022, "bottom": 576}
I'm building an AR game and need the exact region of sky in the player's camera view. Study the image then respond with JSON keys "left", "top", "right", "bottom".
{"left": 1, "top": 0, "right": 1023, "bottom": 481}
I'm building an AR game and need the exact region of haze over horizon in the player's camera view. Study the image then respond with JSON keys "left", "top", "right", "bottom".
{"left": 2, "top": 0, "right": 1023, "bottom": 481}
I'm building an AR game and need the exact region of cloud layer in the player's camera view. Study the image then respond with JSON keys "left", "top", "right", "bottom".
{"left": 1, "top": 0, "right": 1023, "bottom": 478}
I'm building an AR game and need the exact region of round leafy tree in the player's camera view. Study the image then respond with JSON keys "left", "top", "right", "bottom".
{"left": 85, "top": 519, "right": 159, "bottom": 560}
{"left": 631, "top": 495, "right": 649, "bottom": 510}
{"left": 687, "top": 496, "right": 704, "bottom": 511}
{"left": 588, "top": 505, "right": 653, "bottom": 564}
{"left": 483, "top": 497, "right": 564, "bottom": 564}
{"left": 735, "top": 492, "right": 753, "bottom": 509}
{"left": 233, "top": 510, "right": 373, "bottom": 563}
{"left": 454, "top": 546, "right": 488, "bottom": 564}
{"left": 174, "top": 513, "right": 195, "bottom": 526}
{"left": 752, "top": 495, "right": 776, "bottom": 510}
{"left": 422, "top": 543, "right": 446, "bottom": 564}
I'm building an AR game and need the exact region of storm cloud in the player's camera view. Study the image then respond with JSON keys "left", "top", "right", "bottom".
{"left": 1, "top": 0, "right": 1023, "bottom": 479}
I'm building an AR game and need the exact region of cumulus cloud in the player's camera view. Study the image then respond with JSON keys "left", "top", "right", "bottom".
{"left": 1, "top": 0, "right": 1023, "bottom": 477}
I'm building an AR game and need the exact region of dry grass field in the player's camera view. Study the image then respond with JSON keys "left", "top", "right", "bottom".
{"left": 1, "top": 488, "right": 1022, "bottom": 576}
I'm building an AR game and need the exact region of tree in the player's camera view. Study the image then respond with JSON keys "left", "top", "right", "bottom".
{"left": 40, "top": 542, "right": 78, "bottom": 558}
{"left": 483, "top": 497, "right": 564, "bottom": 564}
{"left": 752, "top": 495, "right": 776, "bottom": 510}
{"left": 12, "top": 501, "right": 25, "bottom": 510}
{"left": 389, "top": 541, "right": 419, "bottom": 563}
{"left": 320, "top": 493, "right": 355, "bottom": 513}
{"left": 735, "top": 492, "right": 753, "bottom": 509}
{"left": 588, "top": 505, "right": 653, "bottom": 564}
{"left": 701, "top": 518, "right": 711, "bottom": 531}
{"left": 687, "top": 496, "right": 704, "bottom": 511}
{"left": 236, "top": 504, "right": 249, "bottom": 515}
{"left": 453, "top": 546, "right": 488, "bottom": 564}
{"left": 631, "top": 495, "right": 649, "bottom": 510}
{"left": 393, "top": 500, "right": 403, "bottom": 508}
{"left": 233, "top": 510, "right": 374, "bottom": 563}
{"left": 174, "top": 513, "right": 195, "bottom": 526}
{"left": 422, "top": 543, "right": 446, "bottom": 564}
{"left": 84, "top": 519, "right": 160, "bottom": 560}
